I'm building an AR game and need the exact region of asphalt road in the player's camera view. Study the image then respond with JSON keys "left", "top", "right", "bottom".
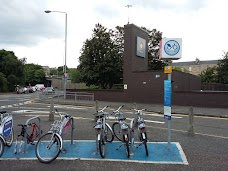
{"left": 0, "top": 93, "right": 227, "bottom": 171}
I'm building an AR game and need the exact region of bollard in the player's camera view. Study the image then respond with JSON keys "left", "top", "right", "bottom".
{"left": 188, "top": 106, "right": 194, "bottom": 135}
{"left": 94, "top": 100, "right": 99, "bottom": 121}
{"left": 49, "top": 100, "right": 54, "bottom": 121}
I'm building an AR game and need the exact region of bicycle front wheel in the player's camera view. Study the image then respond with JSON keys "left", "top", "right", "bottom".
{"left": 112, "top": 122, "right": 122, "bottom": 141}
{"left": 123, "top": 134, "right": 130, "bottom": 158}
{"left": 5, "top": 128, "right": 14, "bottom": 147}
{"left": 0, "top": 137, "right": 4, "bottom": 157}
{"left": 141, "top": 132, "right": 148, "bottom": 156}
{"left": 105, "top": 123, "right": 114, "bottom": 142}
{"left": 35, "top": 133, "right": 61, "bottom": 163}
{"left": 99, "top": 133, "right": 106, "bottom": 158}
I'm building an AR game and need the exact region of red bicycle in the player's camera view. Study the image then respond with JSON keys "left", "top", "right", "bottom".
{"left": 14, "top": 120, "right": 42, "bottom": 154}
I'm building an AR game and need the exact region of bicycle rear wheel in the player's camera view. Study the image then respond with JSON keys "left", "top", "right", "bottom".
{"left": 105, "top": 123, "right": 114, "bottom": 142}
{"left": 112, "top": 122, "right": 122, "bottom": 141}
{"left": 5, "top": 128, "right": 14, "bottom": 147}
{"left": 0, "top": 137, "right": 4, "bottom": 157}
{"left": 35, "top": 133, "right": 61, "bottom": 163}
{"left": 99, "top": 133, "right": 106, "bottom": 158}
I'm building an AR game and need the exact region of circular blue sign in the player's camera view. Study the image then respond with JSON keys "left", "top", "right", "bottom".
{"left": 164, "top": 40, "right": 180, "bottom": 56}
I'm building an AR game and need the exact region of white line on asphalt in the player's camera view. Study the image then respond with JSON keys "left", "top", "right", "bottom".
{"left": 12, "top": 110, "right": 49, "bottom": 114}
{"left": 125, "top": 118, "right": 165, "bottom": 124}
{"left": 146, "top": 113, "right": 183, "bottom": 119}
{"left": 147, "top": 125, "right": 228, "bottom": 139}
{"left": 53, "top": 105, "right": 89, "bottom": 110}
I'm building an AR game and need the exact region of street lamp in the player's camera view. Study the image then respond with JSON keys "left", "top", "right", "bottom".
{"left": 45, "top": 10, "right": 67, "bottom": 99}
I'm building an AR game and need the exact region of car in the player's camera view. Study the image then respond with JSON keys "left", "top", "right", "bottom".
{"left": 42, "top": 87, "right": 55, "bottom": 94}
{"left": 35, "top": 84, "right": 45, "bottom": 91}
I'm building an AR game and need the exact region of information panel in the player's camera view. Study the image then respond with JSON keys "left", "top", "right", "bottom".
{"left": 164, "top": 80, "right": 172, "bottom": 120}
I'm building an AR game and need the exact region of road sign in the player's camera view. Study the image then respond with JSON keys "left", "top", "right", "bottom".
{"left": 164, "top": 66, "right": 172, "bottom": 74}
{"left": 160, "top": 38, "right": 182, "bottom": 60}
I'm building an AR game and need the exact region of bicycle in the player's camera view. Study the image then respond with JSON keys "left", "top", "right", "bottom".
{"left": 94, "top": 105, "right": 114, "bottom": 158}
{"left": 14, "top": 116, "right": 42, "bottom": 154}
{"left": 0, "top": 111, "right": 14, "bottom": 157}
{"left": 112, "top": 105, "right": 130, "bottom": 158}
{"left": 35, "top": 109, "right": 74, "bottom": 163}
{"left": 129, "top": 109, "right": 148, "bottom": 156}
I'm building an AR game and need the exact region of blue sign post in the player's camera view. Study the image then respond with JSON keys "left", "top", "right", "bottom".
{"left": 164, "top": 80, "right": 172, "bottom": 120}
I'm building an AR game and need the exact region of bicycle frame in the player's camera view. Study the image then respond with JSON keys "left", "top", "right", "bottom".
{"left": 129, "top": 109, "right": 147, "bottom": 146}
{"left": 94, "top": 106, "right": 114, "bottom": 158}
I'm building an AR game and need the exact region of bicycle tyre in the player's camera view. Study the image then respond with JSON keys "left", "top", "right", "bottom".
{"left": 105, "top": 123, "right": 114, "bottom": 142}
{"left": 141, "top": 132, "right": 148, "bottom": 156}
{"left": 144, "top": 140, "right": 149, "bottom": 156}
{"left": 0, "top": 137, "right": 4, "bottom": 157}
{"left": 112, "top": 122, "right": 122, "bottom": 141}
{"left": 35, "top": 133, "right": 61, "bottom": 163}
{"left": 123, "top": 134, "right": 130, "bottom": 158}
{"left": 5, "top": 128, "right": 14, "bottom": 147}
{"left": 98, "top": 133, "right": 106, "bottom": 158}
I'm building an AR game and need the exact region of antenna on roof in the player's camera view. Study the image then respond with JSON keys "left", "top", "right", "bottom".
{"left": 125, "top": 5, "right": 132, "bottom": 24}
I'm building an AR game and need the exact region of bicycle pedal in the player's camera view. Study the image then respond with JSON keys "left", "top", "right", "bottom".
{"left": 30, "top": 142, "right": 35, "bottom": 145}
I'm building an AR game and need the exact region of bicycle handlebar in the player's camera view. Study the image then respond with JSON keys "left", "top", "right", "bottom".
{"left": 132, "top": 108, "right": 147, "bottom": 115}
{"left": 55, "top": 109, "right": 71, "bottom": 119}
{"left": 112, "top": 105, "right": 124, "bottom": 113}
{"left": 98, "top": 105, "right": 109, "bottom": 113}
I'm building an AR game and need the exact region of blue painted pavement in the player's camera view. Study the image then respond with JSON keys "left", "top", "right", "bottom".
{"left": 0, "top": 141, "right": 188, "bottom": 165}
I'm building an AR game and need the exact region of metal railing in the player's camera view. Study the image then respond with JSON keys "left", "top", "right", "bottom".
{"left": 39, "top": 90, "right": 94, "bottom": 103}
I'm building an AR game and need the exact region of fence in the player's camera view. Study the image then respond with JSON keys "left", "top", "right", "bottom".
{"left": 39, "top": 91, "right": 94, "bottom": 103}
{"left": 201, "top": 83, "right": 228, "bottom": 91}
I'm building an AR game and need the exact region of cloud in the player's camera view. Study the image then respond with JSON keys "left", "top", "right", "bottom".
{"left": 130, "top": 0, "right": 207, "bottom": 12}
{"left": 0, "top": 0, "right": 63, "bottom": 46}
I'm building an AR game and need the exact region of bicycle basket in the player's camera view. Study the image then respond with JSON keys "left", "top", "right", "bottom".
{"left": 50, "top": 120, "right": 63, "bottom": 133}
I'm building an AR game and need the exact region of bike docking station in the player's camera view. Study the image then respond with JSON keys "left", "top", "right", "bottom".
{"left": 0, "top": 35, "right": 188, "bottom": 164}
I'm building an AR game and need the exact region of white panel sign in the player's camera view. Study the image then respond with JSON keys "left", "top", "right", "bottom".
{"left": 160, "top": 38, "right": 182, "bottom": 60}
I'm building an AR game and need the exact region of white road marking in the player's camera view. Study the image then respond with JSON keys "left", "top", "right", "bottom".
{"left": 12, "top": 110, "right": 49, "bottom": 114}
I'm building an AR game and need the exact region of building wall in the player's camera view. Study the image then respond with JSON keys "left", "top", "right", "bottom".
{"left": 172, "top": 60, "right": 218, "bottom": 75}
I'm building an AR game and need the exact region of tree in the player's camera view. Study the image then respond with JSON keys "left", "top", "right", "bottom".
{"left": 24, "top": 64, "right": 46, "bottom": 85}
{"left": 78, "top": 23, "right": 122, "bottom": 89}
{"left": 68, "top": 68, "right": 80, "bottom": 83}
{"left": 0, "top": 72, "right": 8, "bottom": 92}
{"left": 7, "top": 74, "right": 18, "bottom": 91}
{"left": 216, "top": 52, "right": 228, "bottom": 84}
{"left": 0, "top": 49, "right": 25, "bottom": 91}
{"left": 142, "top": 28, "right": 168, "bottom": 70}
{"left": 199, "top": 66, "right": 217, "bottom": 83}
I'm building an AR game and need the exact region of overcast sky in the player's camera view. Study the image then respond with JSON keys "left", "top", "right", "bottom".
{"left": 1, "top": 0, "right": 228, "bottom": 68}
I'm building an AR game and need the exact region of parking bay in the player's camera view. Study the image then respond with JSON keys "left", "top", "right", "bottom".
{"left": 1, "top": 140, "right": 188, "bottom": 165}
